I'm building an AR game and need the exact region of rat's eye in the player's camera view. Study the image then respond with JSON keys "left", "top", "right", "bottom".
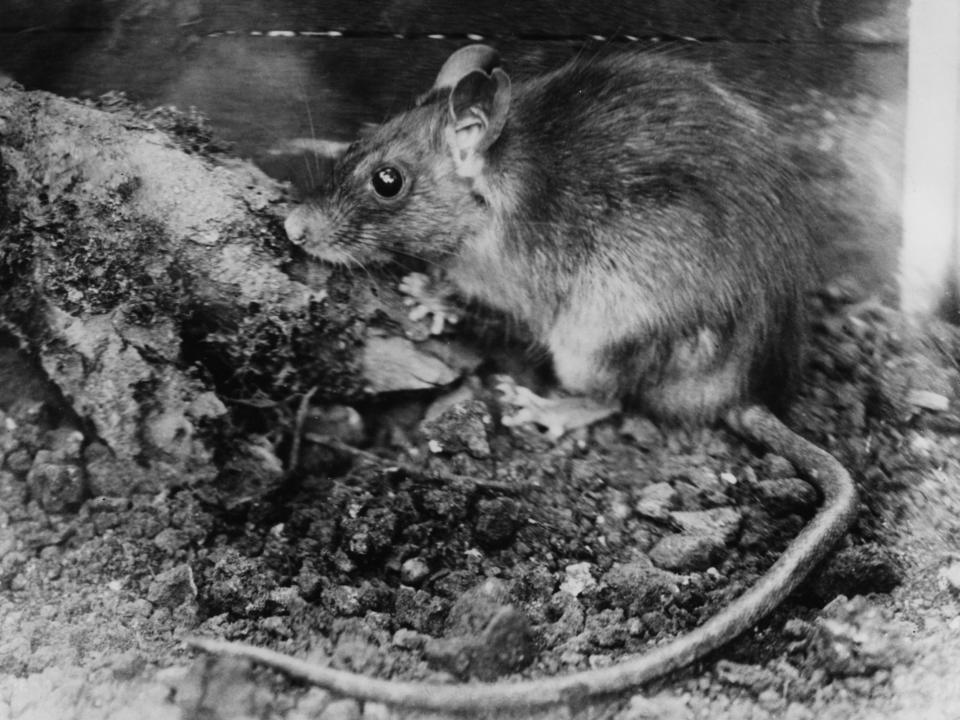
{"left": 371, "top": 166, "right": 404, "bottom": 198}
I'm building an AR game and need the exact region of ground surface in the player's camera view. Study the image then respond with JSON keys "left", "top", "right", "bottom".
{"left": 2, "top": 266, "right": 960, "bottom": 720}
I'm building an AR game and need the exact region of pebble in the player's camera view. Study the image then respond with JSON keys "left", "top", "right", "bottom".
{"left": 940, "top": 561, "right": 960, "bottom": 594}
{"left": 634, "top": 482, "right": 678, "bottom": 521}
{"left": 399, "top": 556, "right": 430, "bottom": 586}
{"left": 473, "top": 497, "right": 522, "bottom": 548}
{"left": 560, "top": 562, "right": 597, "bottom": 597}
{"left": 25, "top": 455, "right": 86, "bottom": 513}
{"left": 146, "top": 564, "right": 197, "bottom": 608}
{"left": 760, "top": 453, "right": 797, "bottom": 479}
{"left": 620, "top": 692, "right": 690, "bottom": 720}
{"left": 600, "top": 559, "right": 680, "bottom": 613}
{"left": 419, "top": 399, "right": 492, "bottom": 459}
{"left": 424, "top": 578, "right": 535, "bottom": 680}
{"left": 753, "top": 478, "right": 818, "bottom": 515}
{"left": 288, "top": 688, "right": 332, "bottom": 720}
{"left": 670, "top": 507, "right": 743, "bottom": 544}
{"left": 361, "top": 702, "right": 391, "bottom": 720}
{"left": 649, "top": 533, "right": 723, "bottom": 572}
{"left": 619, "top": 416, "right": 663, "bottom": 449}
{"left": 424, "top": 605, "right": 534, "bottom": 680}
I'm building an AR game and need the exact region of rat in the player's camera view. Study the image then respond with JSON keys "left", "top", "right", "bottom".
{"left": 190, "top": 45, "right": 858, "bottom": 712}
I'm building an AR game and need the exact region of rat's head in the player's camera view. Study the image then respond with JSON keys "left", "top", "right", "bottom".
{"left": 284, "top": 45, "right": 513, "bottom": 271}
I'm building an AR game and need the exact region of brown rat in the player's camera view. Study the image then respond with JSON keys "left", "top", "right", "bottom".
{"left": 192, "top": 45, "right": 858, "bottom": 711}
{"left": 285, "top": 44, "right": 811, "bottom": 422}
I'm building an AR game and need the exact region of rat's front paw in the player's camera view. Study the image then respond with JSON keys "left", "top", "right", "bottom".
{"left": 495, "top": 376, "right": 621, "bottom": 440}
{"left": 399, "top": 272, "right": 461, "bottom": 337}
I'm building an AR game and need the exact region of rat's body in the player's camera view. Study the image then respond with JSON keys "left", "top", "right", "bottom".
{"left": 286, "top": 48, "right": 812, "bottom": 422}
{"left": 201, "top": 46, "right": 857, "bottom": 712}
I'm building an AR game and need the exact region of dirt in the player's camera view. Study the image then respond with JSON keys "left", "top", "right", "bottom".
{"left": 2, "top": 261, "right": 960, "bottom": 720}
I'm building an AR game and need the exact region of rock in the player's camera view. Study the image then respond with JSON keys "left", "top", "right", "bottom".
{"left": 317, "top": 698, "right": 361, "bottom": 720}
{"left": 620, "top": 416, "right": 663, "bottom": 449}
{"left": 560, "top": 562, "right": 597, "bottom": 597}
{"left": 621, "top": 692, "right": 690, "bottom": 720}
{"left": 419, "top": 399, "right": 492, "bottom": 459}
{"left": 634, "top": 482, "right": 678, "bottom": 521}
{"left": 424, "top": 606, "right": 534, "bottom": 681}
{"left": 399, "top": 557, "right": 430, "bottom": 587}
{"left": 25, "top": 451, "right": 86, "bottom": 512}
{"left": 760, "top": 453, "right": 797, "bottom": 479}
{"left": 147, "top": 564, "right": 198, "bottom": 609}
{"left": 669, "top": 507, "right": 742, "bottom": 544}
{"left": 303, "top": 404, "right": 365, "bottom": 445}
{"left": 341, "top": 507, "right": 397, "bottom": 561}
{"left": 600, "top": 558, "right": 681, "bottom": 614}
{"left": 649, "top": 533, "right": 723, "bottom": 572}
{"left": 940, "top": 561, "right": 960, "bottom": 594}
{"left": 803, "top": 596, "right": 912, "bottom": 676}
{"left": 753, "top": 477, "right": 819, "bottom": 515}
{"left": 810, "top": 543, "right": 905, "bottom": 601}
{"left": 152, "top": 528, "right": 191, "bottom": 555}
{"left": 542, "top": 591, "right": 586, "bottom": 646}
{"left": 362, "top": 334, "right": 459, "bottom": 393}
{"left": 424, "top": 578, "right": 535, "bottom": 680}
{"left": 0, "top": 470, "right": 27, "bottom": 507}
{"left": 473, "top": 497, "right": 522, "bottom": 548}
{"left": 288, "top": 688, "right": 332, "bottom": 720}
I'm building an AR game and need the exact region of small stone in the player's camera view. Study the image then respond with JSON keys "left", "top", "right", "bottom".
{"left": 669, "top": 507, "right": 742, "bottom": 544}
{"left": 635, "top": 482, "right": 678, "bottom": 521}
{"left": 940, "top": 562, "right": 960, "bottom": 594}
{"left": 649, "top": 534, "right": 723, "bottom": 572}
{"left": 560, "top": 562, "right": 597, "bottom": 597}
{"left": 287, "top": 688, "right": 332, "bottom": 720}
{"left": 362, "top": 335, "right": 458, "bottom": 393}
{"left": 810, "top": 543, "right": 905, "bottom": 601}
{"left": 754, "top": 478, "right": 818, "bottom": 515}
{"left": 783, "top": 702, "right": 815, "bottom": 720}
{"left": 153, "top": 528, "right": 191, "bottom": 554}
{"left": 146, "top": 564, "right": 198, "bottom": 608}
{"left": 84, "top": 442, "right": 133, "bottom": 497}
{"left": 391, "top": 628, "right": 427, "bottom": 650}
{"left": 600, "top": 559, "right": 680, "bottom": 613}
{"left": 761, "top": 453, "right": 797, "bottom": 479}
{"left": 620, "top": 416, "right": 663, "bottom": 449}
{"left": 473, "top": 497, "right": 522, "bottom": 548}
{"left": 25, "top": 455, "right": 86, "bottom": 512}
{"left": 907, "top": 389, "right": 950, "bottom": 412}
{"left": 0, "top": 527, "right": 17, "bottom": 559}
{"left": 187, "top": 391, "right": 228, "bottom": 420}
{"left": 0, "top": 471, "right": 27, "bottom": 507}
{"left": 361, "top": 701, "right": 391, "bottom": 720}
{"left": 419, "top": 399, "right": 492, "bottom": 459}
{"left": 322, "top": 585, "right": 361, "bottom": 616}
{"left": 399, "top": 557, "right": 430, "bottom": 586}
{"left": 424, "top": 606, "right": 534, "bottom": 681}
{"left": 4, "top": 449, "right": 33, "bottom": 476}
{"left": 317, "top": 698, "right": 360, "bottom": 720}
{"left": 622, "top": 692, "right": 690, "bottom": 720}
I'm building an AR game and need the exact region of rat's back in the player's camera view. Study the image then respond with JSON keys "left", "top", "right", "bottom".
{"left": 484, "top": 51, "right": 815, "bottom": 420}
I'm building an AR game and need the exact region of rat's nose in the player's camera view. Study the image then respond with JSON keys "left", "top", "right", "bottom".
{"left": 284, "top": 207, "right": 308, "bottom": 245}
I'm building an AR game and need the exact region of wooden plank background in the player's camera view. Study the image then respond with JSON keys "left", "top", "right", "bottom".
{"left": 0, "top": 0, "right": 909, "bottom": 291}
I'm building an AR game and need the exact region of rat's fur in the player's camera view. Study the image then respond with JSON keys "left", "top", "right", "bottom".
{"left": 287, "top": 50, "right": 814, "bottom": 423}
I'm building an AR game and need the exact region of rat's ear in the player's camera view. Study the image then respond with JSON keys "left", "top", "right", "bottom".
{"left": 445, "top": 67, "right": 511, "bottom": 179}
